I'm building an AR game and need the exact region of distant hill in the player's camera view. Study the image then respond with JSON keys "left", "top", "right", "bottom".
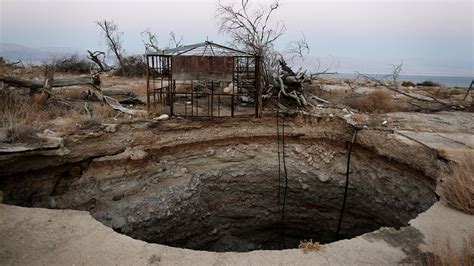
{"left": 0, "top": 43, "right": 86, "bottom": 64}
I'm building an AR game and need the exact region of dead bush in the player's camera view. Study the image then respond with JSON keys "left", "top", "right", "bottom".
{"left": 78, "top": 116, "right": 103, "bottom": 130}
{"left": 0, "top": 99, "right": 49, "bottom": 142}
{"left": 423, "top": 234, "right": 473, "bottom": 266}
{"left": 129, "top": 84, "right": 147, "bottom": 96}
{"left": 350, "top": 90, "right": 398, "bottom": 113}
{"left": 318, "top": 89, "right": 347, "bottom": 105}
{"left": 5, "top": 125, "right": 41, "bottom": 143}
{"left": 440, "top": 152, "right": 474, "bottom": 214}
{"left": 401, "top": 81, "right": 416, "bottom": 87}
{"left": 115, "top": 55, "right": 147, "bottom": 77}
{"left": 47, "top": 54, "right": 94, "bottom": 74}
{"left": 417, "top": 80, "right": 441, "bottom": 87}
{"left": 89, "top": 103, "right": 116, "bottom": 119}
{"left": 298, "top": 239, "right": 321, "bottom": 253}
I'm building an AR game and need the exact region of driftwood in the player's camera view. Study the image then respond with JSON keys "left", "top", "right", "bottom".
{"left": 464, "top": 80, "right": 473, "bottom": 101}
{"left": 1, "top": 74, "right": 145, "bottom": 116}
{"left": 357, "top": 65, "right": 468, "bottom": 111}
{"left": 0, "top": 75, "right": 100, "bottom": 90}
{"left": 275, "top": 59, "right": 312, "bottom": 107}
{"left": 87, "top": 50, "right": 111, "bottom": 72}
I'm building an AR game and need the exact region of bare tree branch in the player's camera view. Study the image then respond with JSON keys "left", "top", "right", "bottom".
{"left": 95, "top": 19, "right": 125, "bottom": 75}
{"left": 357, "top": 64, "right": 467, "bottom": 111}
{"left": 87, "top": 50, "right": 110, "bottom": 72}
{"left": 141, "top": 28, "right": 160, "bottom": 52}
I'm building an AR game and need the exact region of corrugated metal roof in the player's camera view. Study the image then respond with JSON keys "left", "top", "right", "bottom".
{"left": 146, "top": 41, "right": 254, "bottom": 56}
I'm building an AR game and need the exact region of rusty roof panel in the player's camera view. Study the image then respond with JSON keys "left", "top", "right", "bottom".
{"left": 171, "top": 55, "right": 234, "bottom": 81}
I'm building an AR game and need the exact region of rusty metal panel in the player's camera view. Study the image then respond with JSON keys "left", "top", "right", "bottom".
{"left": 171, "top": 56, "right": 233, "bottom": 81}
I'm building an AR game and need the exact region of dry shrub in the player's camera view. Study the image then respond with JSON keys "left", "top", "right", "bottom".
{"left": 424, "top": 234, "right": 473, "bottom": 266}
{"left": 129, "top": 83, "right": 147, "bottom": 96}
{"left": 88, "top": 103, "right": 115, "bottom": 118}
{"left": 1, "top": 99, "right": 50, "bottom": 142}
{"left": 353, "top": 90, "right": 398, "bottom": 113}
{"left": 298, "top": 239, "right": 321, "bottom": 253}
{"left": 56, "top": 87, "right": 88, "bottom": 99}
{"left": 319, "top": 89, "right": 347, "bottom": 104}
{"left": 79, "top": 116, "right": 103, "bottom": 130}
{"left": 402, "top": 81, "right": 416, "bottom": 87}
{"left": 440, "top": 152, "right": 474, "bottom": 214}
{"left": 417, "top": 80, "right": 441, "bottom": 87}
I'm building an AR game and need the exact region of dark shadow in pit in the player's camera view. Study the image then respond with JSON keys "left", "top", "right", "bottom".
{"left": 0, "top": 140, "right": 437, "bottom": 252}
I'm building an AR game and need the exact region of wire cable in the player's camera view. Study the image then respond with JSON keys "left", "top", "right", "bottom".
{"left": 336, "top": 128, "right": 359, "bottom": 239}
{"left": 280, "top": 114, "right": 289, "bottom": 249}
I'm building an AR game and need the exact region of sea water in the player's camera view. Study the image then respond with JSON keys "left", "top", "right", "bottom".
{"left": 328, "top": 73, "right": 473, "bottom": 88}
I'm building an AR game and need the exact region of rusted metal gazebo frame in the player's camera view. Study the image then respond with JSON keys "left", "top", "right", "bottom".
{"left": 146, "top": 41, "right": 262, "bottom": 118}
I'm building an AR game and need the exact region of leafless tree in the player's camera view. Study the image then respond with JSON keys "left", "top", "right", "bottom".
{"left": 87, "top": 50, "right": 110, "bottom": 72}
{"left": 285, "top": 33, "right": 310, "bottom": 66}
{"left": 217, "top": 0, "right": 286, "bottom": 85}
{"left": 95, "top": 19, "right": 125, "bottom": 75}
{"left": 141, "top": 29, "right": 160, "bottom": 52}
{"left": 168, "top": 32, "right": 183, "bottom": 48}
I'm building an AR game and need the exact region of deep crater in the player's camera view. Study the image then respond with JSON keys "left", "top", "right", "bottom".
{"left": 0, "top": 135, "right": 437, "bottom": 252}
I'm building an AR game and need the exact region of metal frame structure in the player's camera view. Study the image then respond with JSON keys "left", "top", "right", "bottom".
{"left": 146, "top": 41, "right": 261, "bottom": 118}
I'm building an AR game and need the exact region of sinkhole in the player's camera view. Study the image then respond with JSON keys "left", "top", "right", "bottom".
{"left": 0, "top": 138, "right": 437, "bottom": 252}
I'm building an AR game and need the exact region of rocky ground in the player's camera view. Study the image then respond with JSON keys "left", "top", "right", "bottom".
{"left": 0, "top": 64, "right": 473, "bottom": 264}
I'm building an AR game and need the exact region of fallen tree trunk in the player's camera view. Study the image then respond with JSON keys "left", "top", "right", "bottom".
{"left": 274, "top": 59, "right": 311, "bottom": 108}
{"left": 0, "top": 75, "right": 100, "bottom": 90}
{"left": 1, "top": 74, "right": 147, "bottom": 116}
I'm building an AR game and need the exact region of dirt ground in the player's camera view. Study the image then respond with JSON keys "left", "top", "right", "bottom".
{"left": 0, "top": 64, "right": 473, "bottom": 264}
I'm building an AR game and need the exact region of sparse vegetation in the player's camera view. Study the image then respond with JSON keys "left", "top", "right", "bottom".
{"left": 350, "top": 90, "right": 398, "bottom": 113}
{"left": 401, "top": 81, "right": 416, "bottom": 87}
{"left": 1, "top": 98, "right": 48, "bottom": 142}
{"left": 440, "top": 152, "right": 474, "bottom": 214}
{"left": 417, "top": 80, "right": 441, "bottom": 87}
{"left": 49, "top": 54, "right": 94, "bottom": 74}
{"left": 422, "top": 234, "right": 473, "bottom": 266}
{"left": 298, "top": 239, "right": 321, "bottom": 253}
{"left": 115, "top": 55, "right": 147, "bottom": 77}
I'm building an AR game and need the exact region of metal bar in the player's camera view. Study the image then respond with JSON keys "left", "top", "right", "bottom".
{"left": 196, "top": 92, "right": 199, "bottom": 116}
{"left": 218, "top": 94, "right": 220, "bottom": 116}
{"left": 191, "top": 80, "right": 194, "bottom": 116}
{"left": 336, "top": 129, "right": 359, "bottom": 239}
{"left": 231, "top": 94, "right": 234, "bottom": 117}
{"left": 170, "top": 79, "right": 175, "bottom": 116}
{"left": 146, "top": 56, "right": 151, "bottom": 113}
{"left": 207, "top": 92, "right": 210, "bottom": 117}
{"left": 211, "top": 81, "right": 214, "bottom": 117}
{"left": 255, "top": 55, "right": 261, "bottom": 118}
{"left": 185, "top": 91, "right": 188, "bottom": 117}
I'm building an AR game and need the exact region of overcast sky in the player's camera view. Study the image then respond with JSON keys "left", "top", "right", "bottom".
{"left": 0, "top": 0, "right": 472, "bottom": 75}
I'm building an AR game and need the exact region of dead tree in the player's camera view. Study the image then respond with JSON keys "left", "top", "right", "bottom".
{"left": 464, "top": 80, "right": 473, "bottom": 101}
{"left": 141, "top": 29, "right": 160, "bottom": 52}
{"left": 168, "top": 32, "right": 183, "bottom": 48}
{"left": 217, "top": 0, "right": 286, "bottom": 113}
{"left": 358, "top": 64, "right": 467, "bottom": 111}
{"left": 87, "top": 50, "right": 110, "bottom": 72}
{"left": 275, "top": 59, "right": 312, "bottom": 107}
{"left": 96, "top": 19, "right": 125, "bottom": 76}
{"left": 0, "top": 75, "right": 100, "bottom": 93}
{"left": 285, "top": 33, "right": 310, "bottom": 67}
{"left": 286, "top": 35, "right": 335, "bottom": 76}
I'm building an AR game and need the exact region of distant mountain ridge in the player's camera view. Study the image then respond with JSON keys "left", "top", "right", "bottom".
{"left": 0, "top": 43, "right": 86, "bottom": 63}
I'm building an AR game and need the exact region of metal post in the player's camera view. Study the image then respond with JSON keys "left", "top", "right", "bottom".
{"left": 191, "top": 80, "right": 194, "bottom": 116}
{"left": 255, "top": 55, "right": 262, "bottom": 118}
{"left": 211, "top": 81, "right": 214, "bottom": 117}
{"left": 146, "top": 55, "right": 151, "bottom": 114}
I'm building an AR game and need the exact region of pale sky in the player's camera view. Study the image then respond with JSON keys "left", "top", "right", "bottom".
{"left": 0, "top": 0, "right": 473, "bottom": 75}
